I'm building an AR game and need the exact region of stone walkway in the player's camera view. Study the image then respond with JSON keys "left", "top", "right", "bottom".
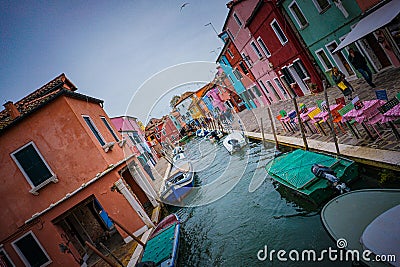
{"left": 231, "top": 67, "right": 400, "bottom": 152}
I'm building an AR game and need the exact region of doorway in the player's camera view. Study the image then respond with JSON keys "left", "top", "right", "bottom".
{"left": 326, "top": 41, "right": 355, "bottom": 77}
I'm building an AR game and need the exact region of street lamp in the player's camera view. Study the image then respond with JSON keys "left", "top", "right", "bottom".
{"left": 204, "top": 22, "right": 218, "bottom": 36}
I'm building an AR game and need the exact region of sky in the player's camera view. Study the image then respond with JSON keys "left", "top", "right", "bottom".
{"left": 0, "top": 0, "right": 229, "bottom": 122}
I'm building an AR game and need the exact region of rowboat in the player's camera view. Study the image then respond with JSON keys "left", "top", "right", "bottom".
{"left": 139, "top": 214, "right": 180, "bottom": 267}
{"left": 160, "top": 161, "right": 194, "bottom": 204}
{"left": 265, "top": 149, "right": 358, "bottom": 204}
{"left": 321, "top": 189, "right": 400, "bottom": 266}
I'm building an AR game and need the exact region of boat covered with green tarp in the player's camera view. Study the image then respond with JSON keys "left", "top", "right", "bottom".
{"left": 265, "top": 149, "right": 358, "bottom": 204}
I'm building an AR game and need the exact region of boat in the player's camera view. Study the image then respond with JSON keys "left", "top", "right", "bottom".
{"left": 265, "top": 149, "right": 358, "bottom": 204}
{"left": 172, "top": 152, "right": 185, "bottom": 162}
{"left": 139, "top": 213, "right": 180, "bottom": 267}
{"left": 172, "top": 146, "right": 184, "bottom": 156}
{"left": 160, "top": 161, "right": 194, "bottom": 204}
{"left": 222, "top": 132, "right": 247, "bottom": 154}
{"left": 321, "top": 189, "right": 400, "bottom": 266}
{"left": 195, "top": 129, "right": 209, "bottom": 137}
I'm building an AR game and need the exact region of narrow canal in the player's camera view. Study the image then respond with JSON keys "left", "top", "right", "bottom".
{"left": 169, "top": 137, "right": 372, "bottom": 267}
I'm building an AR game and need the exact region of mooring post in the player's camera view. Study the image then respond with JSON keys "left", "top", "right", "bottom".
{"left": 292, "top": 96, "right": 308, "bottom": 151}
{"left": 266, "top": 106, "right": 279, "bottom": 149}
{"left": 109, "top": 216, "right": 146, "bottom": 247}
{"left": 323, "top": 80, "right": 340, "bottom": 156}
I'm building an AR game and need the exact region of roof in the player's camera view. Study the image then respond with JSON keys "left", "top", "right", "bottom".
{"left": 245, "top": 0, "right": 264, "bottom": 27}
{"left": 195, "top": 83, "right": 215, "bottom": 98}
{"left": 173, "top": 91, "right": 195, "bottom": 107}
{"left": 0, "top": 74, "right": 103, "bottom": 133}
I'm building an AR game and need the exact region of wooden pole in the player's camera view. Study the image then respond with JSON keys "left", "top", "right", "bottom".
{"left": 99, "top": 242, "right": 125, "bottom": 267}
{"left": 266, "top": 106, "right": 279, "bottom": 149}
{"left": 323, "top": 80, "right": 340, "bottom": 156}
{"left": 292, "top": 97, "right": 308, "bottom": 151}
{"left": 85, "top": 241, "right": 118, "bottom": 267}
{"left": 260, "top": 118, "right": 266, "bottom": 149}
{"left": 109, "top": 216, "right": 146, "bottom": 247}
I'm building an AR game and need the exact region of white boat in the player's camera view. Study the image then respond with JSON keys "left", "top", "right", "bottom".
{"left": 196, "top": 129, "right": 209, "bottom": 137}
{"left": 160, "top": 161, "right": 194, "bottom": 204}
{"left": 172, "top": 146, "right": 184, "bottom": 156}
{"left": 222, "top": 132, "right": 247, "bottom": 154}
{"left": 321, "top": 189, "right": 400, "bottom": 266}
{"left": 173, "top": 152, "right": 186, "bottom": 162}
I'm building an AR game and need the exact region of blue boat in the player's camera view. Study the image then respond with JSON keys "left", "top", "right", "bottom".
{"left": 160, "top": 162, "right": 194, "bottom": 204}
{"left": 139, "top": 214, "right": 180, "bottom": 267}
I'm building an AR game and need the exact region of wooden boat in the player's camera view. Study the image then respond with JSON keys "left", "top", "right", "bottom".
{"left": 321, "top": 189, "right": 400, "bottom": 266}
{"left": 160, "top": 161, "right": 194, "bottom": 204}
{"left": 265, "top": 149, "right": 358, "bottom": 204}
{"left": 139, "top": 213, "right": 180, "bottom": 267}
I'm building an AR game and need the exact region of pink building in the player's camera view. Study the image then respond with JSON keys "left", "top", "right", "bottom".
{"left": 204, "top": 85, "right": 227, "bottom": 116}
{"left": 223, "top": 0, "right": 285, "bottom": 105}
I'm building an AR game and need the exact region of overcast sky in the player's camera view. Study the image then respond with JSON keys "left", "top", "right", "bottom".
{"left": 0, "top": 0, "right": 229, "bottom": 122}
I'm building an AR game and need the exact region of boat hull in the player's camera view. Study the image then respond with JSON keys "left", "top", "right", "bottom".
{"left": 265, "top": 150, "right": 358, "bottom": 204}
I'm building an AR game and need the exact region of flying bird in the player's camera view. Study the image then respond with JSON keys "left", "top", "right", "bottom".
{"left": 180, "top": 2, "right": 189, "bottom": 11}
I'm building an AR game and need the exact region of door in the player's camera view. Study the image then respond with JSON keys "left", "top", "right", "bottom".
{"left": 326, "top": 42, "right": 355, "bottom": 77}
{"left": 365, "top": 32, "right": 392, "bottom": 69}
{"left": 288, "top": 65, "right": 309, "bottom": 95}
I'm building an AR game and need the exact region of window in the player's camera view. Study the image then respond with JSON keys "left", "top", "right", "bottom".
{"left": 257, "top": 37, "right": 271, "bottom": 57}
{"left": 289, "top": 1, "right": 308, "bottom": 28}
{"left": 293, "top": 59, "right": 310, "bottom": 79}
{"left": 233, "top": 13, "right": 242, "bottom": 27}
{"left": 233, "top": 68, "right": 243, "bottom": 80}
{"left": 227, "top": 74, "right": 235, "bottom": 84}
{"left": 12, "top": 231, "right": 51, "bottom": 267}
{"left": 312, "top": 0, "right": 330, "bottom": 12}
{"left": 250, "top": 41, "right": 263, "bottom": 59}
{"left": 242, "top": 53, "right": 252, "bottom": 67}
{"left": 83, "top": 116, "right": 105, "bottom": 146}
{"left": 267, "top": 80, "right": 282, "bottom": 100}
{"left": 162, "top": 129, "right": 166, "bottom": 136}
{"left": 281, "top": 66, "right": 295, "bottom": 84}
{"left": 315, "top": 49, "right": 334, "bottom": 71}
{"left": 100, "top": 117, "right": 119, "bottom": 142}
{"left": 253, "top": 86, "right": 262, "bottom": 97}
{"left": 247, "top": 89, "right": 256, "bottom": 99}
{"left": 227, "top": 48, "right": 234, "bottom": 58}
{"left": 11, "top": 142, "right": 57, "bottom": 194}
{"left": 0, "top": 248, "right": 15, "bottom": 267}
{"left": 239, "top": 62, "right": 249, "bottom": 74}
{"left": 129, "top": 131, "right": 142, "bottom": 145}
{"left": 259, "top": 80, "right": 269, "bottom": 93}
{"left": 274, "top": 78, "right": 288, "bottom": 96}
{"left": 271, "top": 19, "right": 288, "bottom": 45}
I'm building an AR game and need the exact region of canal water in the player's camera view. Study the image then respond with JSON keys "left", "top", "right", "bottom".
{"left": 171, "top": 137, "right": 353, "bottom": 267}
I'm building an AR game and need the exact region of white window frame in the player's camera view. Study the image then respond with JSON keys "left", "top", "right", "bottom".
{"left": 227, "top": 48, "right": 234, "bottom": 58}
{"left": 250, "top": 41, "right": 263, "bottom": 59}
{"left": 288, "top": 1, "right": 308, "bottom": 29}
{"left": 100, "top": 117, "right": 120, "bottom": 142}
{"left": 257, "top": 37, "right": 271, "bottom": 57}
{"left": 11, "top": 142, "right": 58, "bottom": 195}
{"left": 227, "top": 74, "right": 235, "bottom": 84}
{"left": 12, "top": 231, "right": 52, "bottom": 267}
{"left": 315, "top": 48, "right": 334, "bottom": 71}
{"left": 242, "top": 53, "right": 252, "bottom": 67}
{"left": 312, "top": 0, "right": 331, "bottom": 13}
{"left": 259, "top": 80, "right": 269, "bottom": 93}
{"left": 293, "top": 58, "right": 310, "bottom": 80}
{"left": 82, "top": 115, "right": 106, "bottom": 146}
{"left": 274, "top": 77, "right": 288, "bottom": 96}
{"left": 0, "top": 248, "right": 15, "bottom": 267}
{"left": 233, "top": 68, "right": 243, "bottom": 80}
{"left": 270, "top": 19, "right": 288, "bottom": 45}
{"left": 233, "top": 12, "right": 243, "bottom": 27}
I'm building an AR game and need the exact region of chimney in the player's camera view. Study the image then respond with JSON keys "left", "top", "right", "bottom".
{"left": 3, "top": 101, "right": 21, "bottom": 119}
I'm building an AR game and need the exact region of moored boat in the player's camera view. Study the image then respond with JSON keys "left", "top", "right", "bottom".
{"left": 265, "top": 149, "right": 358, "bottom": 204}
{"left": 160, "top": 161, "right": 194, "bottom": 204}
{"left": 321, "top": 189, "right": 400, "bottom": 266}
{"left": 222, "top": 132, "right": 247, "bottom": 154}
{"left": 138, "top": 213, "right": 180, "bottom": 267}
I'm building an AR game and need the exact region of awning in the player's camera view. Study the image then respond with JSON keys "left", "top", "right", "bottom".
{"left": 333, "top": 0, "right": 400, "bottom": 52}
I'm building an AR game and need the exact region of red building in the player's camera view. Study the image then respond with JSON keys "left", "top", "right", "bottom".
{"left": 246, "top": 0, "right": 323, "bottom": 96}
{"left": 0, "top": 74, "right": 157, "bottom": 266}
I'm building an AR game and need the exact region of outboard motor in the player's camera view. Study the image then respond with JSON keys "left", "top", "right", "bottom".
{"left": 210, "top": 130, "right": 220, "bottom": 141}
{"left": 228, "top": 139, "right": 240, "bottom": 150}
{"left": 311, "top": 164, "right": 350, "bottom": 194}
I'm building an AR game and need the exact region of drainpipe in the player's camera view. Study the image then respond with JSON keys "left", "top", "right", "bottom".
{"left": 114, "top": 179, "right": 155, "bottom": 228}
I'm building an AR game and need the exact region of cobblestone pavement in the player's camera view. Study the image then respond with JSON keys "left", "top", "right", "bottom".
{"left": 231, "top": 67, "right": 400, "bottom": 152}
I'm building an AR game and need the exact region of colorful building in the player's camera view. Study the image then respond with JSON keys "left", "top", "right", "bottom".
{"left": 246, "top": 0, "right": 324, "bottom": 97}
{"left": 0, "top": 74, "right": 157, "bottom": 266}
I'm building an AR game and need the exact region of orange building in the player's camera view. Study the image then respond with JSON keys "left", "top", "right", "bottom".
{"left": 0, "top": 74, "right": 157, "bottom": 266}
